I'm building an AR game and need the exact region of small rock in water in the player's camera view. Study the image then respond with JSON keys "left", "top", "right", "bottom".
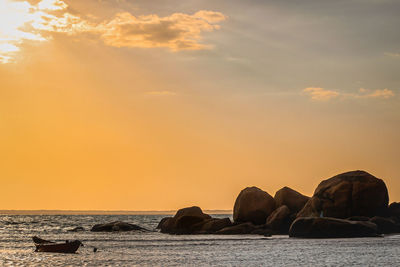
{"left": 91, "top": 221, "right": 149, "bottom": 232}
{"left": 67, "top": 226, "right": 85, "bottom": 232}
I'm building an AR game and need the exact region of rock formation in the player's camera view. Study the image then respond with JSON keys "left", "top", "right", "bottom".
{"left": 297, "top": 170, "right": 388, "bottom": 218}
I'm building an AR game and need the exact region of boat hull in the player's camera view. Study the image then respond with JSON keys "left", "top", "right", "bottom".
{"left": 35, "top": 240, "right": 82, "bottom": 253}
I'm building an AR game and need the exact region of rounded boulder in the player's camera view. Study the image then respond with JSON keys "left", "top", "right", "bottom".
{"left": 233, "top": 186, "right": 276, "bottom": 225}
{"left": 297, "top": 170, "right": 389, "bottom": 219}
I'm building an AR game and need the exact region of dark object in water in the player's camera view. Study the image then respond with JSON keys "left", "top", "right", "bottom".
{"left": 32, "top": 236, "right": 83, "bottom": 253}
{"left": 91, "top": 221, "right": 149, "bottom": 232}
{"left": 32, "top": 236, "right": 54, "bottom": 244}
{"left": 67, "top": 226, "right": 85, "bottom": 232}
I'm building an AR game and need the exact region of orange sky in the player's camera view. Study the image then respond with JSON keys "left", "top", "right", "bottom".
{"left": 0, "top": 0, "right": 399, "bottom": 210}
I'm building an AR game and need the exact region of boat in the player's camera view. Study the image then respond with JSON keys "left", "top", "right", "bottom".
{"left": 32, "top": 236, "right": 83, "bottom": 253}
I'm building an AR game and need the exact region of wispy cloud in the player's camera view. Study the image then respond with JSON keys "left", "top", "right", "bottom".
{"left": 303, "top": 87, "right": 339, "bottom": 101}
{"left": 384, "top": 52, "right": 400, "bottom": 58}
{"left": 145, "top": 91, "right": 177, "bottom": 96}
{"left": 303, "top": 87, "right": 395, "bottom": 101}
{"left": 0, "top": 0, "right": 227, "bottom": 63}
{"left": 359, "top": 88, "right": 395, "bottom": 99}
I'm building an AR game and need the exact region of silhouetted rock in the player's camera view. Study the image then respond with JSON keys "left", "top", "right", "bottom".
{"left": 67, "top": 226, "right": 85, "bottom": 232}
{"left": 274, "top": 187, "right": 310, "bottom": 213}
{"left": 156, "top": 217, "right": 172, "bottom": 229}
{"left": 233, "top": 187, "right": 276, "bottom": 225}
{"left": 158, "top": 206, "right": 212, "bottom": 234}
{"left": 266, "top": 205, "right": 292, "bottom": 234}
{"left": 91, "top": 221, "right": 148, "bottom": 232}
{"left": 216, "top": 222, "right": 257, "bottom": 235}
{"left": 215, "top": 222, "right": 273, "bottom": 236}
{"left": 195, "top": 218, "right": 232, "bottom": 233}
{"left": 370, "top": 216, "right": 398, "bottom": 234}
{"left": 250, "top": 227, "right": 273, "bottom": 236}
{"left": 158, "top": 217, "right": 175, "bottom": 233}
{"left": 297, "top": 170, "right": 389, "bottom": 219}
{"left": 388, "top": 202, "right": 400, "bottom": 220}
{"left": 289, "top": 217, "right": 379, "bottom": 238}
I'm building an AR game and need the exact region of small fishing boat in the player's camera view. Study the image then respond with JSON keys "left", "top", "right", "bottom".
{"left": 32, "top": 236, "right": 83, "bottom": 253}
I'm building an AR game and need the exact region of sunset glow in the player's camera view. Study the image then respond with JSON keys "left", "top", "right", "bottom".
{"left": 0, "top": 0, "right": 226, "bottom": 63}
{"left": 0, "top": 0, "right": 399, "bottom": 211}
{"left": 0, "top": 0, "right": 75, "bottom": 62}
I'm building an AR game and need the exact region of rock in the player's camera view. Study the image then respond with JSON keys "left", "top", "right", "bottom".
{"left": 266, "top": 205, "right": 292, "bottom": 234}
{"left": 233, "top": 186, "right": 276, "bottom": 225}
{"left": 175, "top": 206, "right": 211, "bottom": 220}
{"left": 156, "top": 217, "right": 172, "bottom": 229}
{"left": 346, "top": 216, "right": 370, "bottom": 221}
{"left": 175, "top": 215, "right": 206, "bottom": 232}
{"left": 289, "top": 217, "right": 379, "bottom": 238}
{"left": 388, "top": 202, "right": 400, "bottom": 218}
{"left": 370, "top": 216, "right": 398, "bottom": 234}
{"left": 91, "top": 221, "right": 148, "bottom": 232}
{"left": 158, "top": 206, "right": 212, "bottom": 234}
{"left": 297, "top": 170, "right": 389, "bottom": 219}
{"left": 274, "top": 187, "right": 310, "bottom": 213}
{"left": 67, "top": 226, "right": 85, "bottom": 232}
{"left": 158, "top": 217, "right": 175, "bottom": 233}
{"left": 196, "top": 218, "right": 232, "bottom": 233}
{"left": 215, "top": 222, "right": 273, "bottom": 236}
{"left": 250, "top": 227, "right": 273, "bottom": 236}
{"left": 215, "top": 222, "right": 258, "bottom": 235}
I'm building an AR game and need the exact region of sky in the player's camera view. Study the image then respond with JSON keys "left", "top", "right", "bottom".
{"left": 0, "top": 0, "right": 399, "bottom": 210}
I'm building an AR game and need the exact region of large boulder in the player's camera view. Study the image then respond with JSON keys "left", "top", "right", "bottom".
{"left": 274, "top": 187, "right": 310, "bottom": 213}
{"left": 233, "top": 186, "right": 276, "bottom": 225}
{"left": 158, "top": 206, "right": 212, "bottom": 234}
{"left": 91, "top": 221, "right": 148, "bottom": 232}
{"left": 289, "top": 217, "right": 379, "bottom": 238}
{"left": 297, "top": 170, "right": 389, "bottom": 219}
{"left": 266, "top": 205, "right": 292, "bottom": 234}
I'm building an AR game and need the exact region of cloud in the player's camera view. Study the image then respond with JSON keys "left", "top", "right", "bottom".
{"left": 361, "top": 88, "right": 395, "bottom": 99}
{"left": 303, "top": 87, "right": 395, "bottom": 101}
{"left": 145, "top": 91, "right": 177, "bottom": 96}
{"left": 0, "top": 0, "right": 94, "bottom": 63}
{"left": 303, "top": 87, "right": 340, "bottom": 101}
{"left": 0, "top": 0, "right": 227, "bottom": 63}
{"left": 98, "top": 11, "right": 226, "bottom": 51}
{"left": 384, "top": 52, "right": 400, "bottom": 58}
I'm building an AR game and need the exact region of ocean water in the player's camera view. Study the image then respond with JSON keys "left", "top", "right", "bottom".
{"left": 1, "top": 214, "right": 400, "bottom": 266}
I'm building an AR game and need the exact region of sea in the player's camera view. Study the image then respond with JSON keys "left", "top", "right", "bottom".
{"left": 1, "top": 213, "right": 400, "bottom": 266}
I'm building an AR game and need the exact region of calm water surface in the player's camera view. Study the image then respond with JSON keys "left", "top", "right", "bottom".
{"left": 1, "top": 215, "right": 400, "bottom": 266}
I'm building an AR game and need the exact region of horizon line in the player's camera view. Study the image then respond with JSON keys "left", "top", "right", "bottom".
{"left": 0, "top": 209, "right": 233, "bottom": 215}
